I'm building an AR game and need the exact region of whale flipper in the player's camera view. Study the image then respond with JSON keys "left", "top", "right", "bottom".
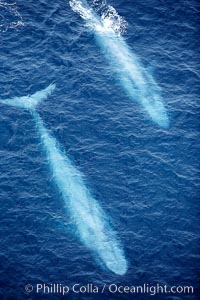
{"left": 0, "top": 83, "right": 56, "bottom": 111}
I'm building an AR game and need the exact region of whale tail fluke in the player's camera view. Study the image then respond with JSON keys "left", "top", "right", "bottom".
{"left": 0, "top": 83, "right": 56, "bottom": 111}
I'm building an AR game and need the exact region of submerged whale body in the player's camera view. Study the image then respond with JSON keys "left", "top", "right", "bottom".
{"left": 0, "top": 84, "right": 128, "bottom": 275}
{"left": 69, "top": 0, "right": 169, "bottom": 128}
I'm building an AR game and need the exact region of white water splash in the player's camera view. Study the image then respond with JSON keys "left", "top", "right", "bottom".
{"left": 69, "top": 0, "right": 127, "bottom": 36}
{"left": 69, "top": 0, "right": 94, "bottom": 21}
{"left": 99, "top": 3, "right": 127, "bottom": 35}
{"left": 0, "top": 1, "right": 24, "bottom": 33}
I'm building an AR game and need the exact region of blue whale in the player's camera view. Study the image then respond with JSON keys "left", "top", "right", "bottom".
{"left": 69, "top": 0, "right": 169, "bottom": 128}
{"left": 0, "top": 84, "right": 128, "bottom": 275}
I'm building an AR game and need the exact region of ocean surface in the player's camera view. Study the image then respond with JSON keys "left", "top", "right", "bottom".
{"left": 0, "top": 0, "right": 199, "bottom": 299}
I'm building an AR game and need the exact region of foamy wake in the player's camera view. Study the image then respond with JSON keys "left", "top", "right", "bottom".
{"left": 69, "top": 0, "right": 127, "bottom": 36}
{"left": 0, "top": 1, "right": 24, "bottom": 33}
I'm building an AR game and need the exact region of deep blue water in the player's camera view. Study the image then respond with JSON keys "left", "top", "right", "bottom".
{"left": 0, "top": 0, "right": 199, "bottom": 299}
